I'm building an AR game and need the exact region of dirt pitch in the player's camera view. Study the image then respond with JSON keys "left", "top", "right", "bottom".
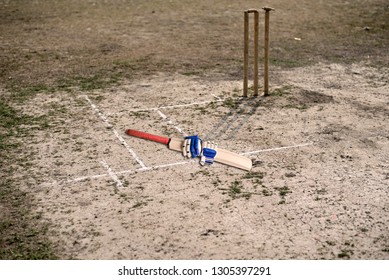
{"left": 1, "top": 0, "right": 388, "bottom": 259}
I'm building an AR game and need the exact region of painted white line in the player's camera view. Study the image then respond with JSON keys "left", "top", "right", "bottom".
{"left": 112, "top": 128, "right": 147, "bottom": 169}
{"left": 65, "top": 142, "right": 312, "bottom": 184}
{"left": 156, "top": 109, "right": 187, "bottom": 136}
{"left": 83, "top": 95, "right": 147, "bottom": 169}
{"left": 67, "top": 160, "right": 195, "bottom": 183}
{"left": 158, "top": 100, "right": 218, "bottom": 110}
{"left": 211, "top": 94, "right": 222, "bottom": 101}
{"left": 140, "top": 160, "right": 195, "bottom": 171}
{"left": 67, "top": 173, "right": 108, "bottom": 183}
{"left": 113, "top": 160, "right": 195, "bottom": 176}
{"left": 100, "top": 160, "right": 124, "bottom": 188}
{"left": 241, "top": 142, "right": 314, "bottom": 156}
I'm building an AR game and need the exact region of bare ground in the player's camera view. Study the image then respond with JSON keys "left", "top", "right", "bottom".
{"left": 0, "top": 0, "right": 388, "bottom": 259}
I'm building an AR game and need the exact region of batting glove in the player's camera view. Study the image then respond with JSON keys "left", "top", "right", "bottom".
{"left": 182, "top": 135, "right": 201, "bottom": 158}
{"left": 200, "top": 141, "right": 218, "bottom": 165}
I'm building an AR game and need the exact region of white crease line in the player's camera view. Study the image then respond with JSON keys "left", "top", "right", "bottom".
{"left": 112, "top": 129, "right": 148, "bottom": 169}
{"left": 156, "top": 109, "right": 187, "bottom": 136}
{"left": 158, "top": 100, "right": 220, "bottom": 110}
{"left": 100, "top": 160, "right": 124, "bottom": 188}
{"left": 65, "top": 143, "right": 312, "bottom": 184}
{"left": 114, "top": 160, "right": 193, "bottom": 174}
{"left": 140, "top": 160, "right": 195, "bottom": 171}
{"left": 67, "top": 160, "right": 195, "bottom": 183}
{"left": 241, "top": 142, "right": 314, "bottom": 156}
{"left": 211, "top": 94, "right": 223, "bottom": 101}
{"left": 83, "top": 95, "right": 147, "bottom": 169}
{"left": 68, "top": 173, "right": 108, "bottom": 183}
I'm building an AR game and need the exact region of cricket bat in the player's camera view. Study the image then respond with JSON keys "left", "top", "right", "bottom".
{"left": 125, "top": 129, "right": 252, "bottom": 171}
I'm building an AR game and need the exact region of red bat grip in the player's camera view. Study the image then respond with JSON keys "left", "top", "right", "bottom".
{"left": 126, "top": 129, "right": 170, "bottom": 145}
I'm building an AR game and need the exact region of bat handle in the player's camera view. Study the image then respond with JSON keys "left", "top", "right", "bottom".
{"left": 126, "top": 129, "right": 170, "bottom": 145}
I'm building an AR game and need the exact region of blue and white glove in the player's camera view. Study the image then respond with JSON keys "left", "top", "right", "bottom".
{"left": 182, "top": 135, "right": 218, "bottom": 166}
{"left": 200, "top": 141, "right": 218, "bottom": 166}
{"left": 182, "top": 135, "right": 201, "bottom": 158}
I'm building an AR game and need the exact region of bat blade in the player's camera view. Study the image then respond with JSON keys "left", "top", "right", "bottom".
{"left": 169, "top": 138, "right": 252, "bottom": 171}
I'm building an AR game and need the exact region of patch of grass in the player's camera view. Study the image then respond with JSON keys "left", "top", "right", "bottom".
{"left": 227, "top": 180, "right": 256, "bottom": 200}
{"left": 0, "top": 179, "right": 57, "bottom": 259}
{"left": 12, "top": 60, "right": 140, "bottom": 95}
{"left": 229, "top": 180, "right": 243, "bottom": 197}
{"left": 131, "top": 201, "right": 147, "bottom": 210}
{"left": 284, "top": 102, "right": 309, "bottom": 111}
{"left": 0, "top": 101, "right": 18, "bottom": 131}
{"left": 113, "top": 59, "right": 138, "bottom": 70}
{"left": 8, "top": 84, "right": 55, "bottom": 102}
{"left": 0, "top": 99, "right": 58, "bottom": 259}
{"left": 122, "top": 179, "right": 130, "bottom": 188}
{"left": 130, "top": 111, "right": 151, "bottom": 118}
{"left": 0, "top": 100, "right": 50, "bottom": 151}
{"left": 77, "top": 75, "right": 120, "bottom": 91}
{"left": 270, "top": 85, "right": 293, "bottom": 97}
{"left": 241, "top": 192, "right": 252, "bottom": 200}
{"left": 240, "top": 171, "right": 273, "bottom": 197}
{"left": 193, "top": 169, "right": 212, "bottom": 177}
{"left": 295, "top": 104, "right": 309, "bottom": 110}
{"left": 262, "top": 187, "right": 273, "bottom": 197}
{"left": 243, "top": 171, "right": 264, "bottom": 180}
{"left": 212, "top": 178, "right": 222, "bottom": 186}
{"left": 193, "top": 105, "right": 209, "bottom": 114}
{"left": 275, "top": 186, "right": 292, "bottom": 204}
{"left": 56, "top": 74, "right": 120, "bottom": 92}
{"left": 316, "top": 188, "right": 328, "bottom": 195}
{"left": 360, "top": 228, "right": 368, "bottom": 233}
{"left": 337, "top": 249, "right": 353, "bottom": 259}
{"left": 277, "top": 186, "right": 291, "bottom": 198}
{"left": 223, "top": 98, "right": 239, "bottom": 109}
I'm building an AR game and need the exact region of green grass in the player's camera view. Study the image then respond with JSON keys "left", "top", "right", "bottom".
{"left": 0, "top": 100, "right": 58, "bottom": 259}
{"left": 275, "top": 186, "right": 292, "bottom": 204}
{"left": 7, "top": 59, "right": 142, "bottom": 98}
{"left": 337, "top": 249, "right": 353, "bottom": 259}
{"left": 55, "top": 73, "right": 121, "bottom": 92}
{"left": 277, "top": 186, "right": 291, "bottom": 198}
{"left": 270, "top": 85, "right": 293, "bottom": 97}
{"left": 0, "top": 100, "right": 50, "bottom": 137}
{"left": 229, "top": 180, "right": 243, "bottom": 196}
{"left": 0, "top": 179, "right": 57, "bottom": 259}
{"left": 1, "top": 67, "right": 286, "bottom": 258}
{"left": 243, "top": 171, "right": 264, "bottom": 180}
{"left": 227, "top": 180, "right": 257, "bottom": 200}
{"left": 7, "top": 84, "right": 55, "bottom": 102}
{"left": 223, "top": 98, "right": 239, "bottom": 109}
